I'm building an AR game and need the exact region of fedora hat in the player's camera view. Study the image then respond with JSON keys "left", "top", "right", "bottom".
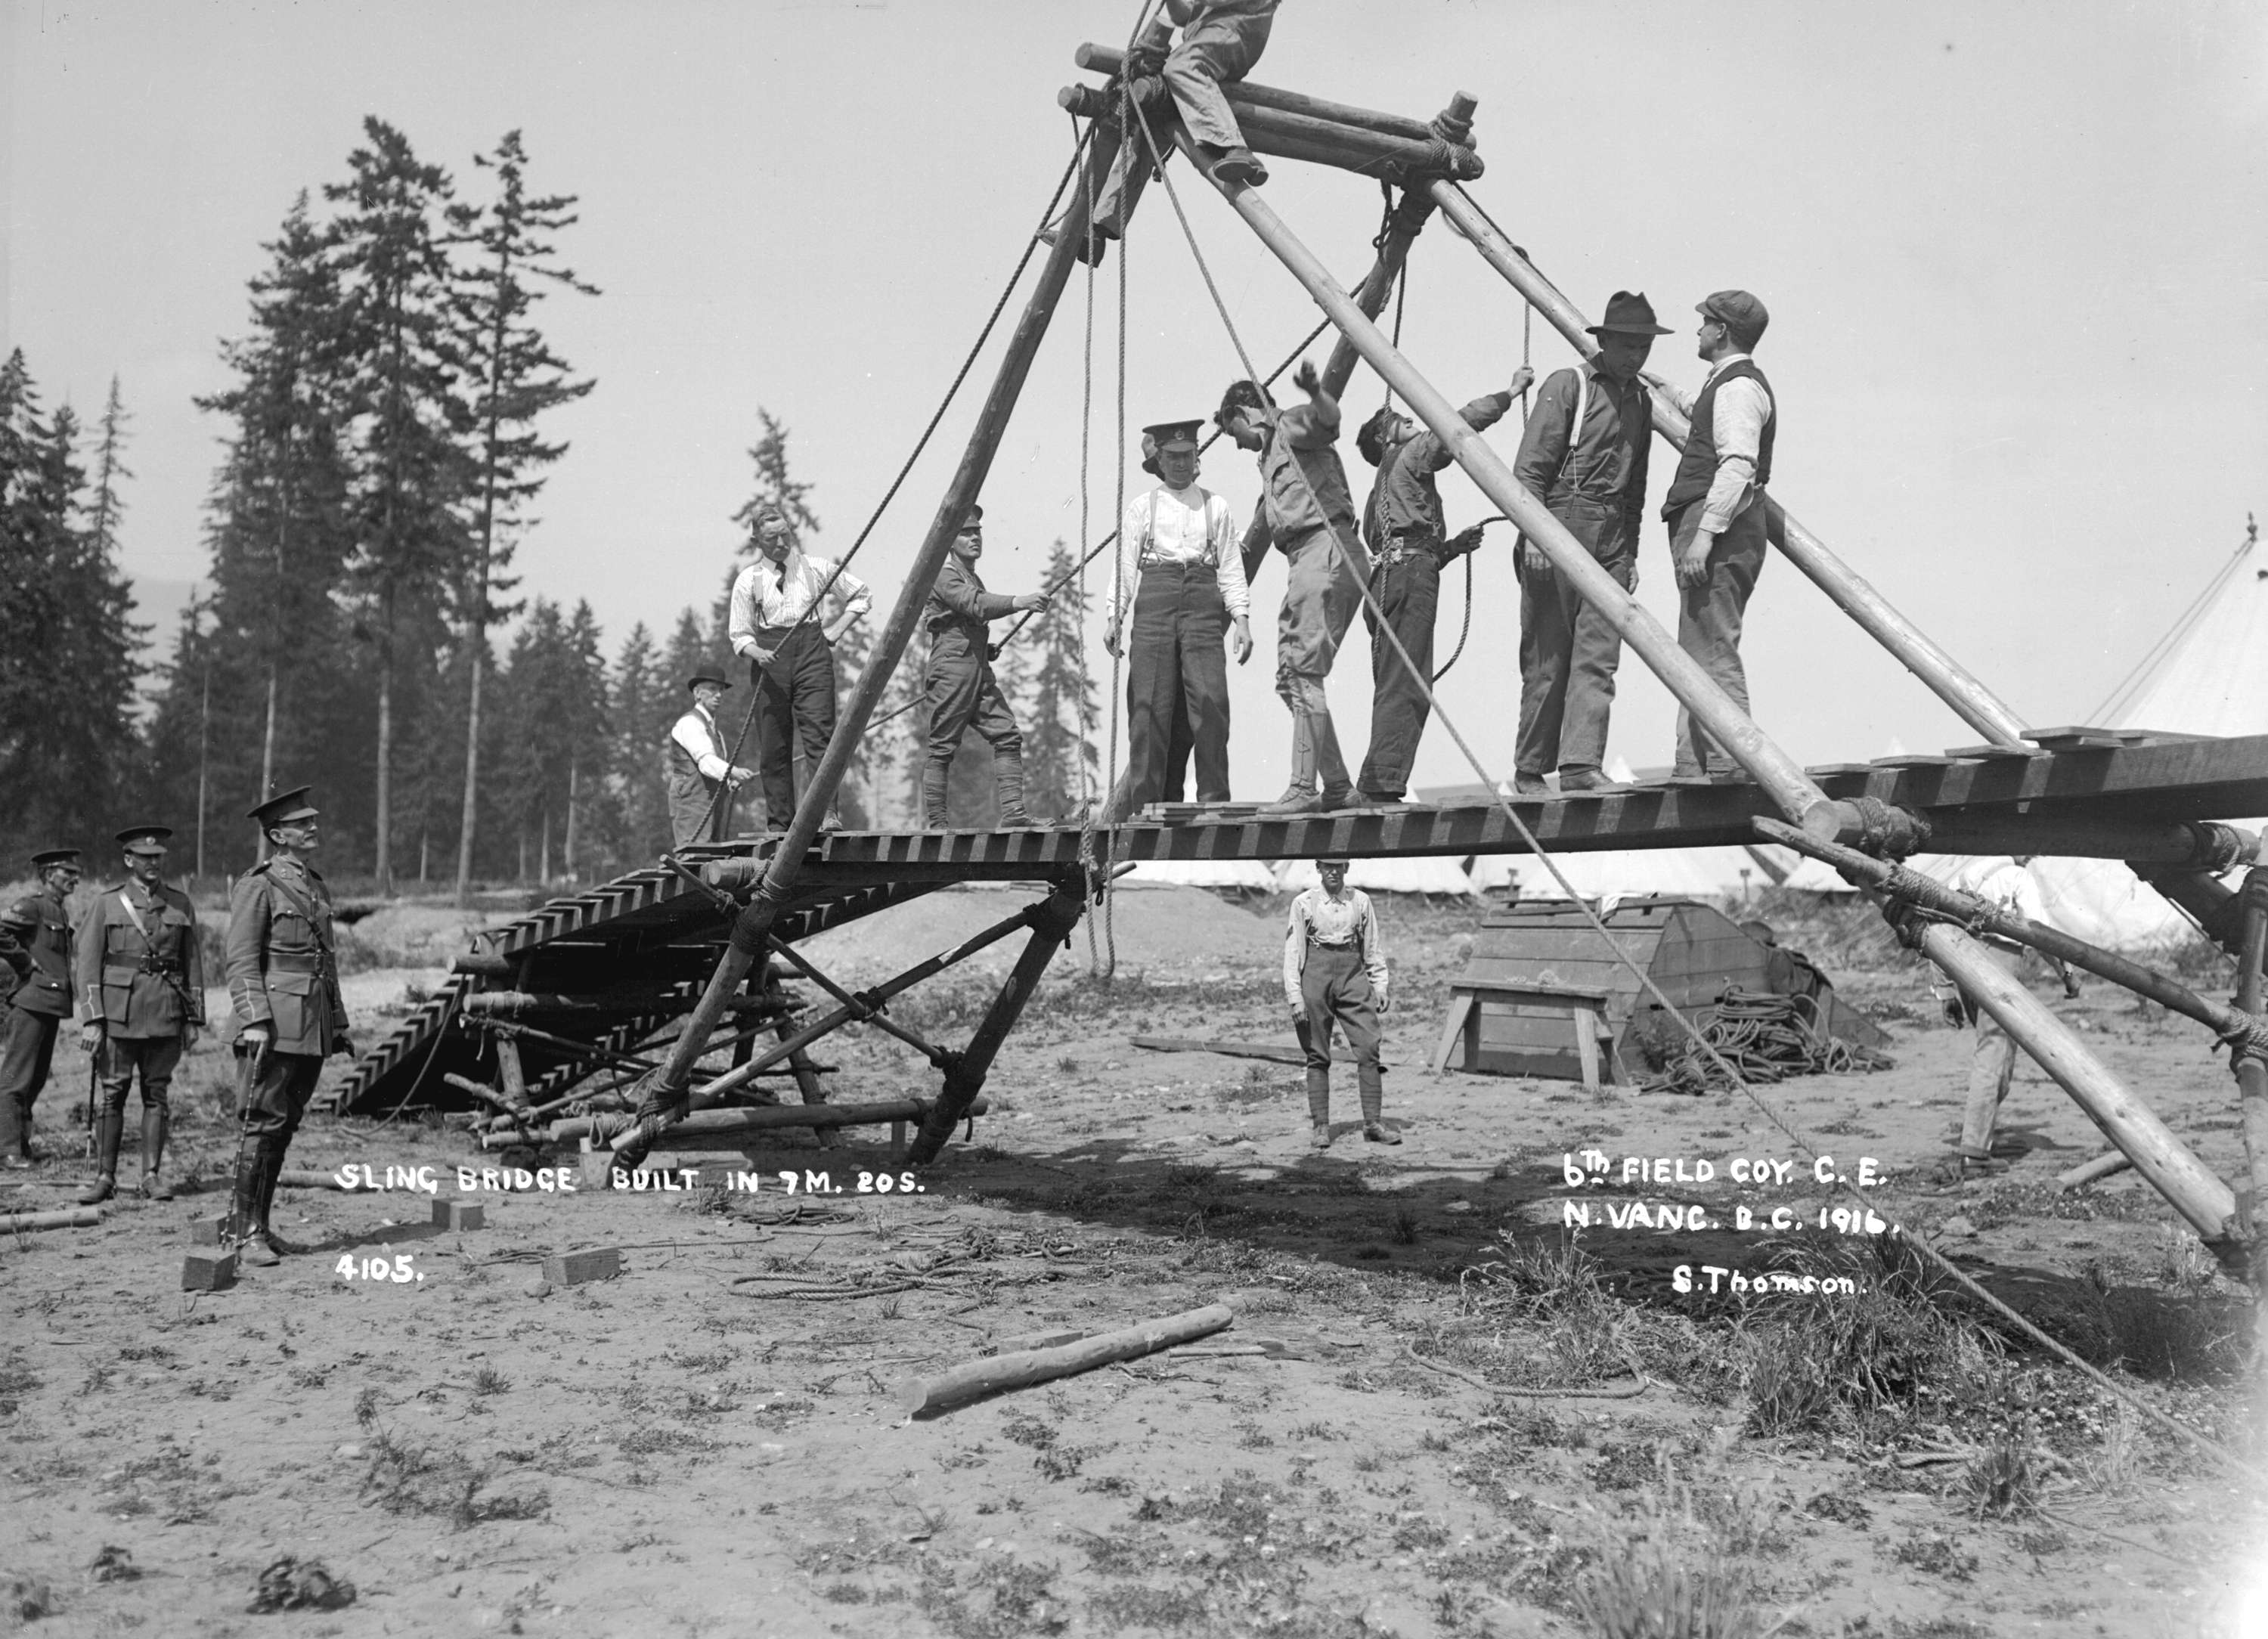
{"left": 1585, "top": 290, "right": 1672, "bottom": 337}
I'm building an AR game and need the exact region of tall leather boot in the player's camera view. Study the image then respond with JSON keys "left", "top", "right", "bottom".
{"left": 1305, "top": 1067, "right": 1331, "bottom": 1148}
{"left": 253, "top": 1139, "right": 302, "bottom": 1256}
{"left": 1311, "top": 711, "right": 1356, "bottom": 809}
{"left": 920, "top": 758, "right": 953, "bottom": 829}
{"left": 226, "top": 1138, "right": 276, "bottom": 1264}
{"left": 994, "top": 746, "right": 1034, "bottom": 826}
{"left": 76, "top": 1111, "right": 124, "bottom": 1204}
{"left": 1361, "top": 1064, "right": 1402, "bottom": 1145}
{"left": 138, "top": 1105, "right": 173, "bottom": 1201}
{"left": 1259, "top": 714, "right": 1321, "bottom": 815}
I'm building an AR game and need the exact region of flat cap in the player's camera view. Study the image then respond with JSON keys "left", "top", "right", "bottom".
{"left": 115, "top": 825, "right": 175, "bottom": 854}
{"left": 1696, "top": 290, "right": 1769, "bottom": 339}
{"left": 29, "top": 847, "right": 80, "bottom": 868}
{"left": 247, "top": 785, "right": 319, "bottom": 828}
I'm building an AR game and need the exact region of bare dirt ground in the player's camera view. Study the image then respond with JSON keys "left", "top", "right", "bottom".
{"left": 2, "top": 882, "right": 2263, "bottom": 1638}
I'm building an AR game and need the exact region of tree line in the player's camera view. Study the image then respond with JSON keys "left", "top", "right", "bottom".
{"left": 2, "top": 116, "right": 1101, "bottom": 894}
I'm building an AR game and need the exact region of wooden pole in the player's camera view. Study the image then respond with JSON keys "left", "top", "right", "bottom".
{"left": 894, "top": 1302, "right": 1233, "bottom": 1416}
{"left": 1055, "top": 83, "right": 1480, "bottom": 184}
{"left": 2, "top": 1206, "right": 101, "bottom": 1232}
{"left": 2056, "top": 1150, "right": 2132, "bottom": 1191}
{"left": 563, "top": 1096, "right": 988, "bottom": 1148}
{"left": 1923, "top": 815, "right": 2258, "bottom": 867}
{"left": 2229, "top": 869, "right": 2268, "bottom": 1365}
{"left": 1915, "top": 922, "right": 2240, "bottom": 1244}
{"left": 610, "top": 127, "right": 1121, "bottom": 1168}
{"left": 1189, "top": 143, "right": 1849, "bottom": 841}
{"left": 1423, "top": 183, "right": 2034, "bottom": 751}
{"left": 2135, "top": 866, "right": 2251, "bottom": 957}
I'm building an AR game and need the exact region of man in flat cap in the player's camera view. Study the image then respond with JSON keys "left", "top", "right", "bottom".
{"left": 73, "top": 826, "right": 204, "bottom": 1203}
{"left": 667, "top": 674, "right": 757, "bottom": 848}
{"left": 1352, "top": 362, "right": 1535, "bottom": 804}
{"left": 224, "top": 788, "right": 352, "bottom": 1265}
{"left": 1219, "top": 360, "right": 1366, "bottom": 816}
{"left": 1507, "top": 291, "right": 1670, "bottom": 797}
{"left": 1104, "top": 419, "right": 1253, "bottom": 818}
{"left": 0, "top": 847, "right": 82, "bottom": 1167}
{"left": 920, "top": 503, "right": 1053, "bottom": 828}
{"left": 728, "top": 505, "right": 872, "bottom": 832}
{"left": 1284, "top": 857, "right": 1393, "bottom": 1148}
{"left": 1663, "top": 290, "right": 1776, "bottom": 782}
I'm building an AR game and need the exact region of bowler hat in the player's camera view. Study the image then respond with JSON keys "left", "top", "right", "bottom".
{"left": 246, "top": 785, "right": 319, "bottom": 829}
{"left": 1586, "top": 291, "right": 1671, "bottom": 337}
{"left": 1696, "top": 290, "right": 1769, "bottom": 341}
{"left": 685, "top": 674, "right": 733, "bottom": 692}
{"left": 29, "top": 847, "right": 80, "bottom": 868}
{"left": 115, "top": 825, "right": 174, "bottom": 854}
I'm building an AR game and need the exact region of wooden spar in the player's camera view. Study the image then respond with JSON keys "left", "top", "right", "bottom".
{"left": 1422, "top": 184, "right": 2034, "bottom": 751}
{"left": 443, "top": 1073, "right": 524, "bottom": 1118}
{"left": 2232, "top": 871, "right": 2268, "bottom": 1326}
{"left": 1755, "top": 815, "right": 2268, "bottom": 1041}
{"left": 894, "top": 1302, "right": 1233, "bottom": 1416}
{"left": 2135, "top": 866, "right": 2251, "bottom": 956}
{"left": 1055, "top": 83, "right": 1479, "bottom": 183}
{"left": 555, "top": 1096, "right": 987, "bottom": 1147}
{"left": 1075, "top": 43, "right": 1441, "bottom": 141}
{"left": 1186, "top": 140, "right": 1849, "bottom": 841}
{"left": 907, "top": 884, "right": 1086, "bottom": 1164}
{"left": 2056, "top": 1150, "right": 2133, "bottom": 1191}
{"left": 1923, "top": 814, "right": 2259, "bottom": 867}
{"left": 2, "top": 1206, "right": 101, "bottom": 1232}
{"left": 495, "top": 1036, "right": 531, "bottom": 1112}
{"left": 611, "top": 124, "right": 1122, "bottom": 1162}
{"left": 1916, "top": 922, "right": 2240, "bottom": 1244}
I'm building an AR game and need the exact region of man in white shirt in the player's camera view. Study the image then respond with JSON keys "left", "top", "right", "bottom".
{"left": 727, "top": 507, "right": 874, "bottom": 830}
{"left": 666, "top": 674, "right": 755, "bottom": 847}
{"left": 1940, "top": 854, "right": 2049, "bottom": 1175}
{"left": 1284, "top": 858, "right": 1393, "bottom": 1148}
{"left": 1660, "top": 290, "right": 1776, "bottom": 782}
{"left": 1102, "top": 419, "right": 1253, "bottom": 817}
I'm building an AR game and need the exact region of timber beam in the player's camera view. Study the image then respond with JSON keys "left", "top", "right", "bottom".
{"left": 1056, "top": 79, "right": 1481, "bottom": 185}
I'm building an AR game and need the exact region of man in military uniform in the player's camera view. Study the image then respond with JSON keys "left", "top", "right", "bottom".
{"left": 225, "top": 788, "right": 352, "bottom": 1266}
{"left": 74, "top": 826, "right": 205, "bottom": 1204}
{"left": 0, "top": 847, "right": 82, "bottom": 1167}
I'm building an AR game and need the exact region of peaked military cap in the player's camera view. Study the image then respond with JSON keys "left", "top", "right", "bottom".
{"left": 1586, "top": 290, "right": 1672, "bottom": 337}
{"left": 1140, "top": 418, "right": 1204, "bottom": 477}
{"left": 115, "top": 825, "right": 175, "bottom": 854}
{"left": 958, "top": 502, "right": 985, "bottom": 527}
{"left": 247, "top": 785, "right": 319, "bottom": 828}
{"left": 29, "top": 847, "right": 80, "bottom": 868}
{"left": 685, "top": 673, "right": 733, "bottom": 692}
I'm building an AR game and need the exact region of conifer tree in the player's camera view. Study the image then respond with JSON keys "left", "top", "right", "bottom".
{"left": 1024, "top": 539, "right": 1099, "bottom": 815}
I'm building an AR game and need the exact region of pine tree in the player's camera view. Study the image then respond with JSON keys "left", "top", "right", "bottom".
{"left": 327, "top": 117, "right": 469, "bottom": 894}
{"left": 446, "top": 129, "right": 598, "bottom": 905}
{"left": 85, "top": 377, "right": 132, "bottom": 561}
{"left": 730, "top": 409, "right": 819, "bottom": 546}
{"left": 1024, "top": 539, "right": 1098, "bottom": 815}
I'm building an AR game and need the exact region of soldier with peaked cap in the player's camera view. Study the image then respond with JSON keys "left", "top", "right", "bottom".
{"left": 1663, "top": 290, "right": 1777, "bottom": 782}
{"left": 920, "top": 503, "right": 1053, "bottom": 829}
{"left": 1102, "top": 418, "right": 1253, "bottom": 819}
{"left": 224, "top": 787, "right": 352, "bottom": 1266}
{"left": 667, "top": 673, "right": 757, "bottom": 848}
{"left": 1508, "top": 290, "right": 1670, "bottom": 797}
{"left": 1284, "top": 857, "right": 1393, "bottom": 1148}
{"left": 73, "top": 826, "right": 204, "bottom": 1203}
{"left": 0, "top": 847, "right": 82, "bottom": 1167}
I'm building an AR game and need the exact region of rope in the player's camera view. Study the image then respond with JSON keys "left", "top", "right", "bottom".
{"left": 1140, "top": 138, "right": 2248, "bottom": 1483}
{"left": 1641, "top": 987, "right": 1894, "bottom": 1096}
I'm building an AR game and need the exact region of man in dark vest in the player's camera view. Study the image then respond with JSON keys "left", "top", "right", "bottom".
{"left": 1508, "top": 292, "right": 1670, "bottom": 797}
{"left": 74, "top": 826, "right": 205, "bottom": 1203}
{"left": 1352, "top": 364, "right": 1532, "bottom": 804}
{"left": 1662, "top": 290, "right": 1776, "bottom": 781}
{"left": 225, "top": 787, "right": 354, "bottom": 1266}
{"left": 666, "top": 674, "right": 755, "bottom": 848}
{"left": 0, "top": 847, "right": 81, "bottom": 1167}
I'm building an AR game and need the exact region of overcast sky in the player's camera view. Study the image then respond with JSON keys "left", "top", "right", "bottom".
{"left": 7, "top": 0, "right": 2264, "bottom": 797}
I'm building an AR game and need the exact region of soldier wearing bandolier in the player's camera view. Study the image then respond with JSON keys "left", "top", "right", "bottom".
{"left": 665, "top": 673, "right": 756, "bottom": 848}
{"left": 920, "top": 503, "right": 1052, "bottom": 829}
{"left": 225, "top": 787, "right": 353, "bottom": 1266}
{"left": 73, "top": 826, "right": 204, "bottom": 1203}
{"left": 1352, "top": 364, "right": 1532, "bottom": 804}
{"left": 1508, "top": 291, "right": 1668, "bottom": 797}
{"left": 0, "top": 847, "right": 82, "bottom": 1167}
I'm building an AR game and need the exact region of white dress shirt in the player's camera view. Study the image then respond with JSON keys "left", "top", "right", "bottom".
{"left": 1111, "top": 484, "right": 1251, "bottom": 630}
{"left": 727, "top": 548, "right": 874, "bottom": 656}
{"left": 670, "top": 705, "right": 732, "bottom": 781}
{"left": 1283, "top": 885, "right": 1390, "bottom": 1010}
{"left": 1695, "top": 352, "right": 1773, "bottom": 535}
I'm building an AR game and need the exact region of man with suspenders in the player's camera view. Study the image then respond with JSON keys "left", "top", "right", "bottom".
{"left": 1507, "top": 290, "right": 1668, "bottom": 797}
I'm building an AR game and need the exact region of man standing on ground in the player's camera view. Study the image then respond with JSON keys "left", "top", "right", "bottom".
{"left": 1662, "top": 290, "right": 1776, "bottom": 782}
{"left": 0, "top": 847, "right": 80, "bottom": 1167}
{"left": 666, "top": 674, "right": 757, "bottom": 848}
{"left": 1508, "top": 292, "right": 1669, "bottom": 798}
{"left": 1220, "top": 360, "right": 1368, "bottom": 816}
{"left": 1352, "top": 364, "right": 1534, "bottom": 804}
{"left": 1284, "top": 858, "right": 1393, "bottom": 1148}
{"left": 225, "top": 788, "right": 353, "bottom": 1266}
{"left": 728, "top": 506, "right": 873, "bottom": 832}
{"left": 921, "top": 503, "right": 1052, "bottom": 828}
{"left": 74, "top": 826, "right": 204, "bottom": 1204}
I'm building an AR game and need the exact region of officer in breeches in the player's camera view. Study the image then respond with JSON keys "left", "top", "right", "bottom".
{"left": 0, "top": 847, "right": 82, "bottom": 1167}
{"left": 74, "top": 826, "right": 205, "bottom": 1204}
{"left": 225, "top": 787, "right": 353, "bottom": 1266}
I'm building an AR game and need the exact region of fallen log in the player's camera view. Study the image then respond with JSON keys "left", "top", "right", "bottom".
{"left": 1132, "top": 1035, "right": 1358, "bottom": 1066}
{"left": 3, "top": 1205, "right": 101, "bottom": 1232}
{"left": 2056, "top": 1150, "right": 2133, "bottom": 1191}
{"left": 895, "top": 1303, "right": 1234, "bottom": 1417}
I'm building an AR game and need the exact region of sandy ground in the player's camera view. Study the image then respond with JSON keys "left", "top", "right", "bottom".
{"left": 2, "top": 885, "right": 2263, "bottom": 1637}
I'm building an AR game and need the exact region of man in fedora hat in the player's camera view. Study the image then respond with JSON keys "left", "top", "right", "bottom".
{"left": 0, "top": 847, "right": 81, "bottom": 1165}
{"left": 1103, "top": 419, "right": 1253, "bottom": 818}
{"left": 1508, "top": 290, "right": 1669, "bottom": 798}
{"left": 73, "top": 826, "right": 204, "bottom": 1203}
{"left": 1662, "top": 290, "right": 1775, "bottom": 782}
{"left": 225, "top": 787, "right": 353, "bottom": 1265}
{"left": 1351, "top": 363, "right": 1535, "bottom": 804}
{"left": 728, "top": 505, "right": 872, "bottom": 832}
{"left": 919, "top": 502, "right": 1053, "bottom": 828}
{"left": 667, "top": 673, "right": 757, "bottom": 848}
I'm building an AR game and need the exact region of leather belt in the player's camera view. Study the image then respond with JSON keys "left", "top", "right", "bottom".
{"left": 268, "top": 953, "right": 325, "bottom": 974}
{"left": 1374, "top": 531, "right": 1442, "bottom": 567}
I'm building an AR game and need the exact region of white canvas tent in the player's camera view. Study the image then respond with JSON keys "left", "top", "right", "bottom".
{"left": 1275, "top": 857, "right": 1476, "bottom": 896}
{"left": 1455, "top": 755, "right": 1761, "bottom": 903}
{"left": 1122, "top": 859, "right": 1279, "bottom": 891}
